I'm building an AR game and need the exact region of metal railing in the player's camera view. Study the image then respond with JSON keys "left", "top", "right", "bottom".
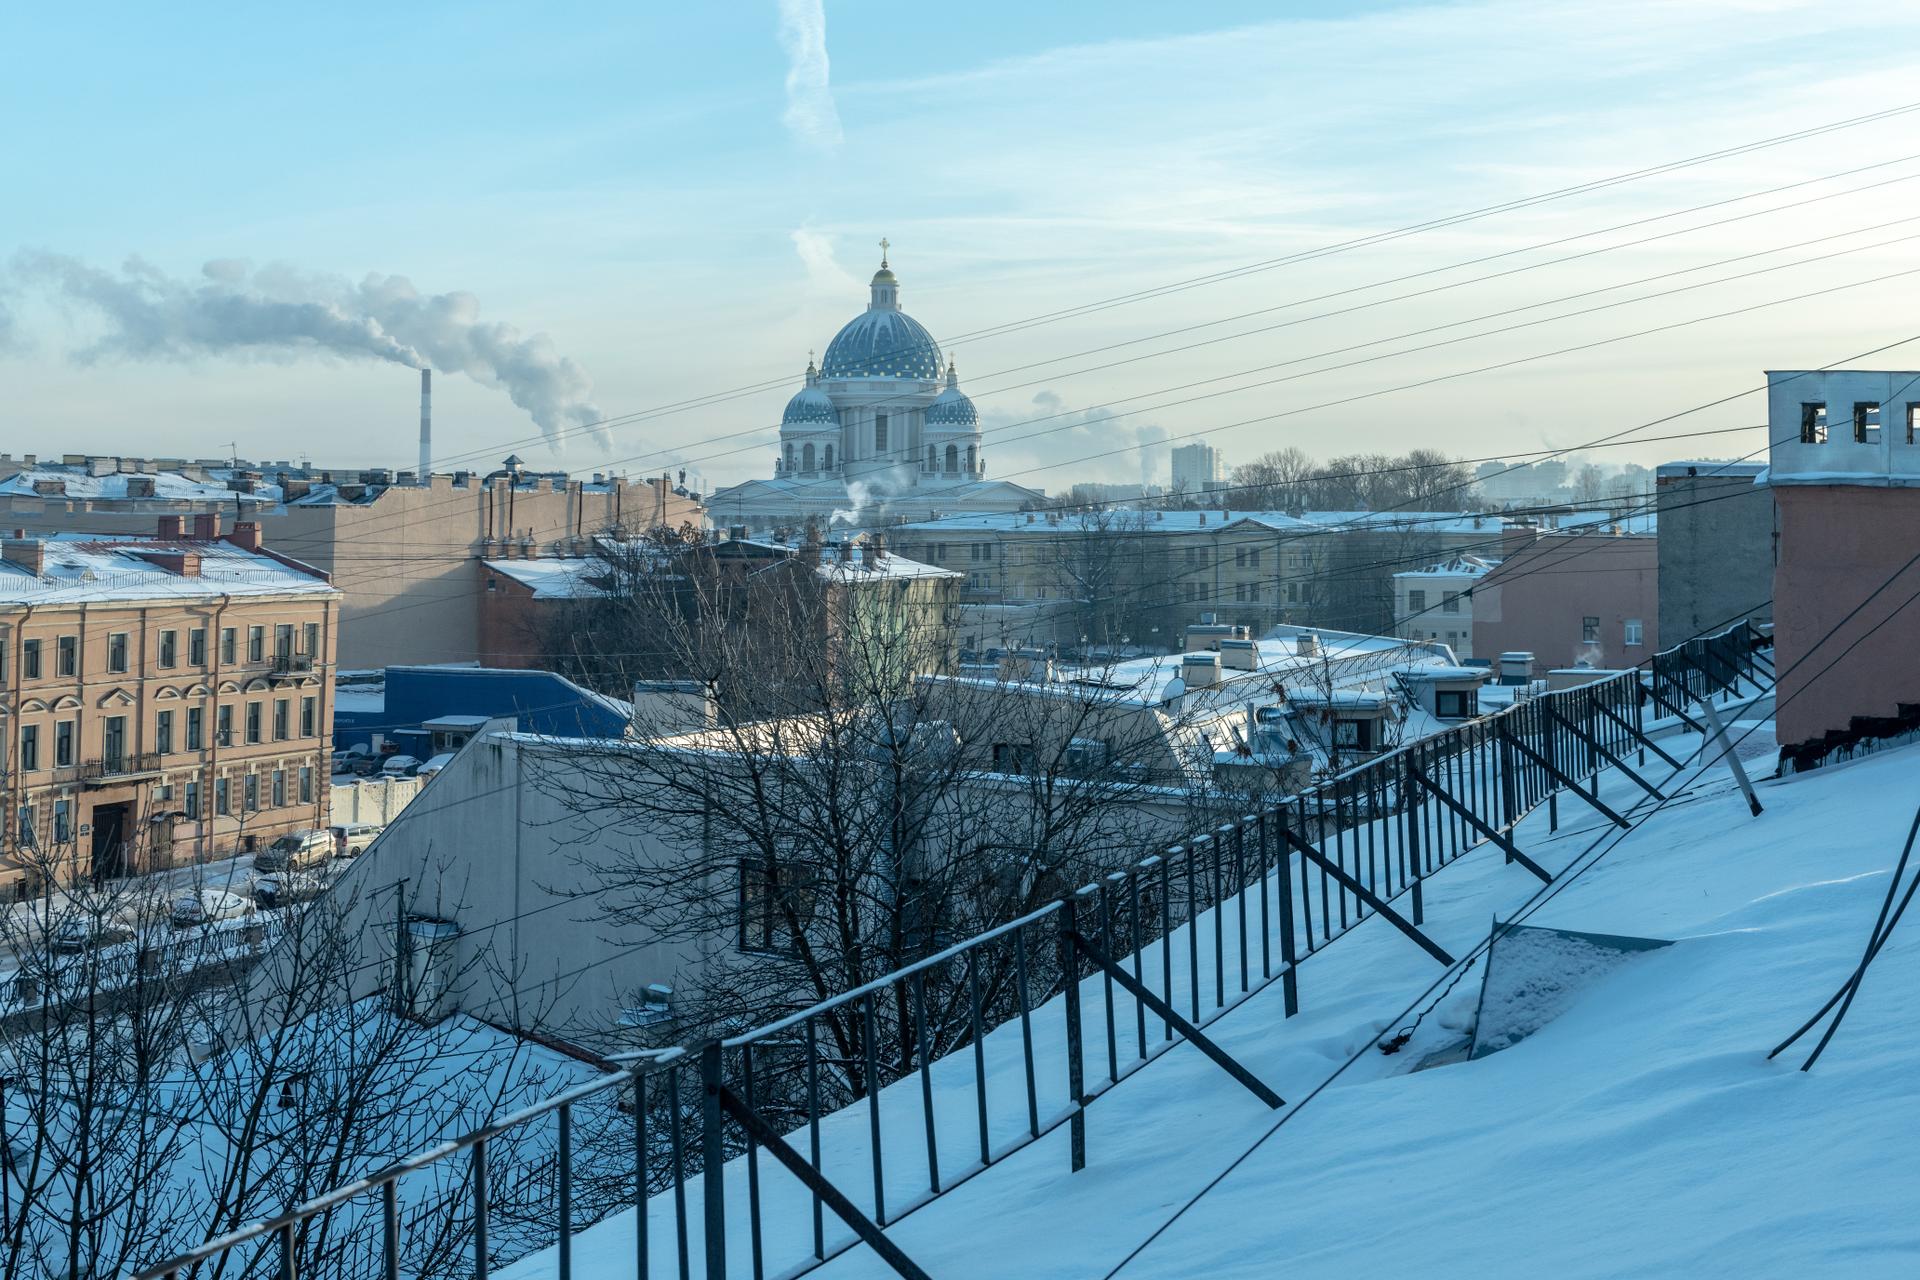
{"left": 136, "top": 621, "right": 1769, "bottom": 1280}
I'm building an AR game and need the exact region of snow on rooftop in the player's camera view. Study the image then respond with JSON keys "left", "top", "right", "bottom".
{"left": 505, "top": 693, "right": 1920, "bottom": 1280}
{"left": 483, "top": 558, "right": 609, "bottom": 599}
{"left": 0, "top": 468, "right": 280, "bottom": 503}
{"left": 0, "top": 533, "right": 334, "bottom": 605}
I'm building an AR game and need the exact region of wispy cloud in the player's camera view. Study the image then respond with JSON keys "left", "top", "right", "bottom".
{"left": 776, "top": 0, "right": 843, "bottom": 151}
{"left": 789, "top": 228, "right": 861, "bottom": 296}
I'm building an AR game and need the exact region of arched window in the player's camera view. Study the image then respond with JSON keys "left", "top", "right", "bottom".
{"left": 802, "top": 443, "right": 816, "bottom": 473}
{"left": 874, "top": 412, "right": 890, "bottom": 454}
{"left": 926, "top": 445, "right": 937, "bottom": 472}
{"left": 823, "top": 444, "right": 835, "bottom": 471}
{"left": 944, "top": 444, "right": 959, "bottom": 474}
{"left": 966, "top": 444, "right": 977, "bottom": 474}
{"left": 783, "top": 444, "right": 794, "bottom": 473}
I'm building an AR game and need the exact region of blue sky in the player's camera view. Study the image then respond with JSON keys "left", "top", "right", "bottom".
{"left": 5, "top": 1, "right": 1920, "bottom": 491}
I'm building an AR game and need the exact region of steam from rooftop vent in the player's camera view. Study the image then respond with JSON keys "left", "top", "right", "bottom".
{"left": 6, "top": 252, "right": 607, "bottom": 450}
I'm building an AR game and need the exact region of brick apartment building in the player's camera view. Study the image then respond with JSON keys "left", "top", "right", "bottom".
{"left": 0, "top": 454, "right": 704, "bottom": 670}
{"left": 0, "top": 515, "right": 339, "bottom": 895}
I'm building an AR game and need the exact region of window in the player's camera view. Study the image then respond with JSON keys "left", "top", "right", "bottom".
{"left": 1581, "top": 616, "right": 1601, "bottom": 644}
{"left": 248, "top": 626, "right": 264, "bottom": 663}
{"left": 22, "top": 639, "right": 39, "bottom": 679}
{"left": 54, "top": 799, "right": 71, "bottom": 844}
{"left": 304, "top": 622, "right": 319, "bottom": 656}
{"left": 300, "top": 696, "right": 316, "bottom": 737}
{"left": 187, "top": 706, "right": 204, "bottom": 750}
{"left": 1624, "top": 618, "right": 1644, "bottom": 646}
{"left": 215, "top": 777, "right": 230, "bottom": 816}
{"left": 944, "top": 443, "right": 958, "bottom": 473}
{"left": 57, "top": 635, "right": 77, "bottom": 676}
{"left": 218, "top": 705, "right": 233, "bottom": 745}
{"left": 1800, "top": 402, "right": 1828, "bottom": 444}
{"left": 107, "top": 631, "right": 129, "bottom": 673}
{"left": 19, "top": 725, "right": 38, "bottom": 772}
{"left": 159, "top": 630, "right": 178, "bottom": 668}
{"left": 298, "top": 766, "right": 313, "bottom": 804}
{"left": 1407, "top": 589, "right": 1427, "bottom": 613}
{"left": 1909, "top": 403, "right": 1920, "bottom": 446}
{"left": 17, "top": 805, "right": 32, "bottom": 848}
{"left": 1854, "top": 401, "right": 1882, "bottom": 444}
{"left": 156, "top": 710, "right": 174, "bottom": 755}
{"left": 220, "top": 628, "right": 236, "bottom": 664}
{"left": 991, "top": 742, "right": 1035, "bottom": 775}
{"left": 190, "top": 627, "right": 207, "bottom": 666}
{"left": 244, "top": 774, "right": 258, "bottom": 812}
{"left": 1435, "top": 689, "right": 1475, "bottom": 719}
{"left": 1442, "top": 591, "right": 1460, "bottom": 614}
{"left": 104, "top": 715, "right": 127, "bottom": 768}
{"left": 737, "top": 852, "right": 818, "bottom": 955}
{"left": 184, "top": 779, "right": 199, "bottom": 819}
{"left": 275, "top": 624, "right": 294, "bottom": 660}
{"left": 54, "top": 720, "right": 74, "bottom": 768}
{"left": 802, "top": 442, "right": 815, "bottom": 472}
{"left": 1234, "top": 583, "right": 1247, "bottom": 602}
{"left": 1286, "top": 583, "right": 1299, "bottom": 603}
{"left": 874, "top": 413, "right": 889, "bottom": 453}
{"left": 271, "top": 769, "right": 286, "bottom": 808}
{"left": 273, "top": 698, "right": 289, "bottom": 741}
{"left": 1234, "top": 548, "right": 1246, "bottom": 568}
{"left": 823, "top": 444, "right": 834, "bottom": 471}
{"left": 1333, "top": 719, "right": 1372, "bottom": 750}
{"left": 245, "top": 702, "right": 262, "bottom": 744}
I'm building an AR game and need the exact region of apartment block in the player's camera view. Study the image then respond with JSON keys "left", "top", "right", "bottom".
{"left": 0, "top": 516, "right": 340, "bottom": 895}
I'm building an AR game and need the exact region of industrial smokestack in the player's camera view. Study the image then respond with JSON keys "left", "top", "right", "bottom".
{"left": 418, "top": 368, "right": 432, "bottom": 484}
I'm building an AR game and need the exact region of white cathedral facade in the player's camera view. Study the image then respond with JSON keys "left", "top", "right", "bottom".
{"left": 706, "top": 250, "right": 1045, "bottom": 528}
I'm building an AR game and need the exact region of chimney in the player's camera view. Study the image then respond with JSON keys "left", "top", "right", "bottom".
{"left": 157, "top": 515, "right": 185, "bottom": 539}
{"left": 191, "top": 512, "right": 221, "bottom": 540}
{"left": 228, "top": 521, "right": 263, "bottom": 552}
{"left": 419, "top": 368, "right": 432, "bottom": 484}
{"left": 127, "top": 476, "right": 156, "bottom": 498}
{"left": 2, "top": 536, "right": 46, "bottom": 576}
{"left": 31, "top": 478, "right": 65, "bottom": 496}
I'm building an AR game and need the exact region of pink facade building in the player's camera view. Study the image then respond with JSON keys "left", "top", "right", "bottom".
{"left": 1471, "top": 531, "right": 1658, "bottom": 676}
{"left": 1768, "top": 369, "right": 1920, "bottom": 754}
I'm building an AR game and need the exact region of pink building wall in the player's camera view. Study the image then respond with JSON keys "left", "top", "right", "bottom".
{"left": 1773, "top": 485, "right": 1920, "bottom": 749}
{"left": 1472, "top": 533, "right": 1659, "bottom": 674}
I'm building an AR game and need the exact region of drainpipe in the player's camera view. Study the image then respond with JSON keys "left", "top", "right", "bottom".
{"left": 207, "top": 592, "right": 231, "bottom": 861}
{"left": 7, "top": 603, "right": 32, "bottom": 883}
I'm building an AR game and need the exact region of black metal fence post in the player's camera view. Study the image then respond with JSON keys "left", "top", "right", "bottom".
{"left": 1059, "top": 893, "right": 1087, "bottom": 1172}
{"left": 557, "top": 1101, "right": 573, "bottom": 1280}
{"left": 700, "top": 1043, "right": 727, "bottom": 1279}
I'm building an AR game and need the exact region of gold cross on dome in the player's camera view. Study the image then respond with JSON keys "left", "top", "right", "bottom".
{"left": 879, "top": 237, "right": 890, "bottom": 265}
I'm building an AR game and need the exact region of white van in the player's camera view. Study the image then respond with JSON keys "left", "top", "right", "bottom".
{"left": 330, "top": 822, "right": 384, "bottom": 858}
{"left": 253, "top": 829, "right": 334, "bottom": 873}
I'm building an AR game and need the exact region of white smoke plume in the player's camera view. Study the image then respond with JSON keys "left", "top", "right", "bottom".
{"left": 776, "top": 0, "right": 842, "bottom": 151}
{"left": 6, "top": 252, "right": 608, "bottom": 449}
{"left": 829, "top": 478, "right": 877, "bottom": 527}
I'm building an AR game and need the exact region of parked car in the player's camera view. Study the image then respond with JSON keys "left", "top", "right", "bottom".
{"left": 169, "top": 889, "right": 257, "bottom": 929}
{"left": 380, "top": 754, "right": 422, "bottom": 779}
{"left": 50, "top": 914, "right": 134, "bottom": 954}
{"left": 254, "top": 870, "right": 330, "bottom": 910}
{"left": 351, "top": 752, "right": 388, "bottom": 777}
{"left": 414, "top": 752, "right": 455, "bottom": 781}
{"left": 253, "top": 829, "right": 335, "bottom": 873}
{"left": 330, "top": 822, "right": 384, "bottom": 858}
{"left": 331, "top": 744, "right": 371, "bottom": 775}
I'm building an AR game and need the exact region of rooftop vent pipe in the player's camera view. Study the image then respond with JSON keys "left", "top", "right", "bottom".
{"left": 418, "top": 369, "right": 432, "bottom": 485}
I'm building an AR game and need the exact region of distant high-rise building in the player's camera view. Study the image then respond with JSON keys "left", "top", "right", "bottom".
{"left": 1171, "top": 443, "right": 1223, "bottom": 494}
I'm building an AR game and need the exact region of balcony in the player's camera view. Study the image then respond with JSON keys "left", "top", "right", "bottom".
{"left": 268, "top": 653, "right": 315, "bottom": 682}
{"left": 53, "top": 752, "right": 165, "bottom": 787}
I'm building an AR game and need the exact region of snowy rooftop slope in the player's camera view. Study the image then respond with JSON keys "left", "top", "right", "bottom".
{"left": 506, "top": 710, "right": 1920, "bottom": 1280}
{"left": 0, "top": 533, "right": 335, "bottom": 604}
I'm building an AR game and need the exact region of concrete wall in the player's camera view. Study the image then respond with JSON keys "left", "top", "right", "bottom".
{"left": 1656, "top": 464, "right": 1773, "bottom": 646}
{"left": 1773, "top": 485, "right": 1920, "bottom": 749}
{"left": 1472, "top": 533, "right": 1658, "bottom": 674}
{"left": 328, "top": 775, "right": 422, "bottom": 827}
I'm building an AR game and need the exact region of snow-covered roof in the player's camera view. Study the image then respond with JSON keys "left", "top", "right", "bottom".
{"left": 0, "top": 468, "right": 278, "bottom": 503}
{"left": 813, "top": 546, "right": 960, "bottom": 583}
{"left": 1394, "top": 554, "right": 1501, "bottom": 580}
{"left": 518, "top": 687, "right": 1918, "bottom": 1280}
{"left": 0, "top": 533, "right": 334, "bottom": 606}
{"left": 1551, "top": 509, "right": 1657, "bottom": 535}
{"left": 483, "top": 558, "right": 609, "bottom": 600}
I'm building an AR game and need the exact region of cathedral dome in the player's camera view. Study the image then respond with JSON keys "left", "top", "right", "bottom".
{"left": 820, "top": 248, "right": 942, "bottom": 380}
{"left": 820, "top": 309, "right": 941, "bottom": 380}
{"left": 782, "top": 382, "right": 838, "bottom": 427}
{"left": 926, "top": 360, "right": 977, "bottom": 427}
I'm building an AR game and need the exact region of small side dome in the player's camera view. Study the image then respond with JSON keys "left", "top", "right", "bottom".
{"left": 782, "top": 382, "right": 839, "bottom": 428}
{"left": 926, "top": 359, "right": 977, "bottom": 427}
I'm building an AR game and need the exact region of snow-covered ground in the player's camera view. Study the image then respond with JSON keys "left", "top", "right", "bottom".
{"left": 502, "top": 707, "right": 1920, "bottom": 1279}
